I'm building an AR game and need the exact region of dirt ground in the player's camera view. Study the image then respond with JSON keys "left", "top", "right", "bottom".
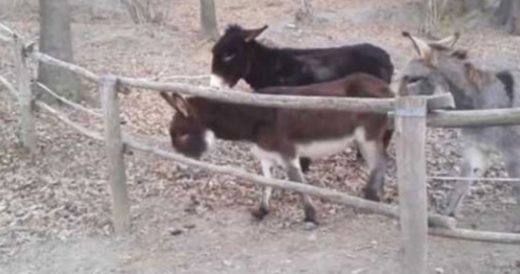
{"left": 1, "top": 0, "right": 520, "bottom": 273}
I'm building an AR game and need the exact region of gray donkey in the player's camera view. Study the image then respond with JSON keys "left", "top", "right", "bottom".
{"left": 400, "top": 32, "right": 519, "bottom": 219}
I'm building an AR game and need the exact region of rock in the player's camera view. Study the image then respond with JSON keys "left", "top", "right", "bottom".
{"left": 183, "top": 223, "right": 196, "bottom": 230}
{"left": 169, "top": 229, "right": 183, "bottom": 236}
{"left": 307, "top": 232, "right": 317, "bottom": 241}
{"left": 303, "top": 222, "right": 318, "bottom": 231}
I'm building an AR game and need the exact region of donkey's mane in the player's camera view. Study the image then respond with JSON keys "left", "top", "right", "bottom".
{"left": 224, "top": 24, "right": 243, "bottom": 35}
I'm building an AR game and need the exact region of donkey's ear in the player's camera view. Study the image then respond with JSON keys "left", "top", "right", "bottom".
{"left": 160, "top": 91, "right": 176, "bottom": 108}
{"left": 241, "top": 25, "right": 268, "bottom": 42}
{"left": 171, "top": 94, "right": 194, "bottom": 117}
{"left": 430, "top": 32, "right": 461, "bottom": 49}
{"left": 160, "top": 92, "right": 192, "bottom": 117}
{"left": 402, "top": 31, "right": 433, "bottom": 61}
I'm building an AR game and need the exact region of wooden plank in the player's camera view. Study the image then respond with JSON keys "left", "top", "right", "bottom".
{"left": 0, "top": 74, "right": 18, "bottom": 98}
{"left": 123, "top": 135, "right": 456, "bottom": 229}
{"left": 430, "top": 227, "right": 520, "bottom": 244}
{"left": 427, "top": 108, "right": 520, "bottom": 127}
{"left": 0, "top": 34, "right": 10, "bottom": 43}
{"left": 35, "top": 82, "right": 102, "bottom": 117}
{"left": 35, "top": 101, "right": 103, "bottom": 141}
{"left": 118, "top": 76, "right": 396, "bottom": 113}
{"left": 100, "top": 75, "right": 130, "bottom": 233}
{"left": 395, "top": 96, "right": 428, "bottom": 274}
{"left": 30, "top": 51, "right": 100, "bottom": 82}
{"left": 13, "top": 35, "right": 37, "bottom": 153}
{"left": 386, "top": 107, "right": 520, "bottom": 129}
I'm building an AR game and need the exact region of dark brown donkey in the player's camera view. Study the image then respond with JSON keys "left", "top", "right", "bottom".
{"left": 161, "top": 73, "right": 393, "bottom": 225}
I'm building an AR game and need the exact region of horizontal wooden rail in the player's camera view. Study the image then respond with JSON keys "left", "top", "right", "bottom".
{"left": 30, "top": 52, "right": 100, "bottom": 82}
{"left": 36, "top": 82, "right": 102, "bottom": 117}
{"left": 0, "top": 22, "right": 15, "bottom": 36}
{"left": 123, "top": 136, "right": 455, "bottom": 229}
{"left": 160, "top": 74, "right": 210, "bottom": 81}
{"left": 386, "top": 107, "right": 520, "bottom": 128}
{"left": 428, "top": 108, "right": 520, "bottom": 127}
{"left": 118, "top": 76, "right": 397, "bottom": 113}
{"left": 0, "top": 74, "right": 17, "bottom": 98}
{"left": 0, "top": 34, "right": 10, "bottom": 43}
{"left": 430, "top": 228, "right": 520, "bottom": 244}
{"left": 429, "top": 175, "right": 520, "bottom": 183}
{"left": 36, "top": 101, "right": 103, "bottom": 140}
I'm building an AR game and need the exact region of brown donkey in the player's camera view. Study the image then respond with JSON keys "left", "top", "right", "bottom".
{"left": 161, "top": 73, "right": 393, "bottom": 225}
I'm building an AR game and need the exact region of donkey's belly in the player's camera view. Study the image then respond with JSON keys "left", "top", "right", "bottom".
{"left": 297, "top": 134, "right": 355, "bottom": 159}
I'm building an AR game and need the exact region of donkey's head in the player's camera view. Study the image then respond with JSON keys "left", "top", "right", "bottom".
{"left": 210, "top": 24, "right": 268, "bottom": 88}
{"left": 160, "top": 92, "right": 214, "bottom": 159}
{"left": 400, "top": 31, "right": 470, "bottom": 98}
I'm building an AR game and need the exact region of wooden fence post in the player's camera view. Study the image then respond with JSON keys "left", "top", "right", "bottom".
{"left": 395, "top": 96, "right": 428, "bottom": 274}
{"left": 100, "top": 75, "right": 130, "bottom": 233}
{"left": 13, "top": 35, "right": 37, "bottom": 153}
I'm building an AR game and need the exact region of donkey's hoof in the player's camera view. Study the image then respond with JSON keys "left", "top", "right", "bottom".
{"left": 249, "top": 206, "right": 269, "bottom": 220}
{"left": 364, "top": 188, "right": 381, "bottom": 202}
{"left": 303, "top": 221, "right": 318, "bottom": 231}
{"left": 440, "top": 206, "right": 458, "bottom": 217}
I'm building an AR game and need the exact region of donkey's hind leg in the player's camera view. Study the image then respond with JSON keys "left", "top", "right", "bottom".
{"left": 251, "top": 159, "right": 275, "bottom": 220}
{"left": 284, "top": 157, "right": 317, "bottom": 226}
{"left": 443, "top": 146, "right": 490, "bottom": 217}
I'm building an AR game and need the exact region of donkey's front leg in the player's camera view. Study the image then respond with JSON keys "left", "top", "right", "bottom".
{"left": 284, "top": 157, "right": 317, "bottom": 226}
{"left": 251, "top": 159, "right": 274, "bottom": 220}
{"left": 443, "top": 146, "right": 489, "bottom": 217}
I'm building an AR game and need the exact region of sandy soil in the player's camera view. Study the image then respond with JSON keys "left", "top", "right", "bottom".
{"left": 1, "top": 0, "right": 520, "bottom": 273}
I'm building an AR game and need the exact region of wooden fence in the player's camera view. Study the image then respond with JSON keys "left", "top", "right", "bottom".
{"left": 2, "top": 25, "right": 520, "bottom": 274}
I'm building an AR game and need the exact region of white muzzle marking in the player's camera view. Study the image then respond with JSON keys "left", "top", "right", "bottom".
{"left": 204, "top": 130, "right": 216, "bottom": 151}
{"left": 210, "top": 74, "right": 227, "bottom": 89}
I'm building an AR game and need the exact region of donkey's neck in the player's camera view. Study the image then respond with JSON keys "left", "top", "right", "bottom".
{"left": 444, "top": 78, "right": 476, "bottom": 110}
{"left": 441, "top": 66, "right": 512, "bottom": 110}
{"left": 438, "top": 63, "right": 477, "bottom": 110}
{"left": 196, "top": 98, "right": 273, "bottom": 142}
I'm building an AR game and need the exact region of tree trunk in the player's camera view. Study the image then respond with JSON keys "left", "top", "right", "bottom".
{"left": 506, "top": 0, "right": 520, "bottom": 34}
{"left": 38, "top": 0, "right": 80, "bottom": 103}
{"left": 422, "top": 0, "right": 447, "bottom": 34}
{"left": 120, "top": 0, "right": 157, "bottom": 24}
{"left": 200, "top": 0, "right": 219, "bottom": 41}
{"left": 495, "top": 0, "right": 520, "bottom": 35}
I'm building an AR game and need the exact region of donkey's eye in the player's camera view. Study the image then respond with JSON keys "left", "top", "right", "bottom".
{"left": 408, "top": 76, "right": 425, "bottom": 84}
{"left": 222, "top": 52, "right": 236, "bottom": 62}
{"left": 178, "top": 133, "right": 191, "bottom": 143}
